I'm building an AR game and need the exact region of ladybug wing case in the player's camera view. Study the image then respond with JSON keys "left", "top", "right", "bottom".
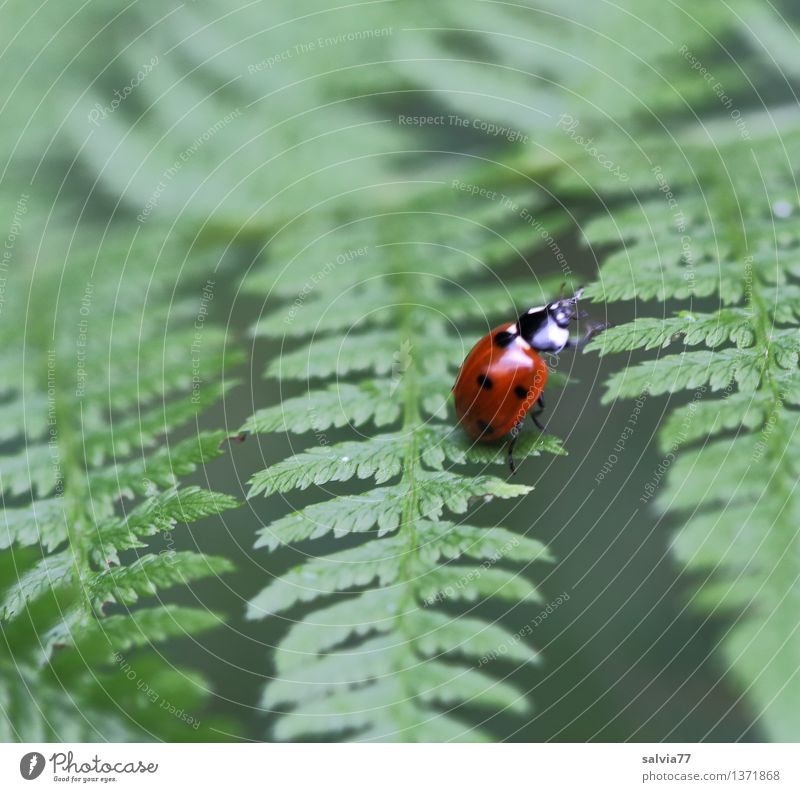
{"left": 453, "top": 324, "right": 548, "bottom": 441}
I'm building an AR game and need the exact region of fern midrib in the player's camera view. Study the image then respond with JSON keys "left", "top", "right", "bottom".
{"left": 726, "top": 195, "right": 793, "bottom": 500}
{"left": 737, "top": 230, "right": 799, "bottom": 602}
{"left": 31, "top": 310, "right": 96, "bottom": 622}
{"left": 398, "top": 349, "right": 421, "bottom": 580}
{"left": 56, "top": 398, "right": 95, "bottom": 621}
{"left": 394, "top": 274, "right": 425, "bottom": 719}
{"left": 396, "top": 274, "right": 422, "bottom": 699}
{"left": 747, "top": 265, "right": 790, "bottom": 462}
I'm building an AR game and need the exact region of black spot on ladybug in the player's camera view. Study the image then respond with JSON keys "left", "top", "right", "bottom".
{"left": 477, "top": 420, "right": 495, "bottom": 434}
{"left": 477, "top": 373, "right": 493, "bottom": 390}
{"left": 493, "top": 330, "right": 515, "bottom": 348}
{"left": 515, "top": 385, "right": 529, "bottom": 399}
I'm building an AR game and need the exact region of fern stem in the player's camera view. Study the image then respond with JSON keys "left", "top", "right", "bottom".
{"left": 726, "top": 196, "right": 787, "bottom": 446}
{"left": 393, "top": 279, "right": 427, "bottom": 716}
{"left": 31, "top": 301, "right": 96, "bottom": 621}
{"left": 742, "top": 269, "right": 796, "bottom": 518}
{"left": 41, "top": 321, "right": 94, "bottom": 618}
{"left": 397, "top": 291, "right": 422, "bottom": 602}
{"left": 55, "top": 396, "right": 96, "bottom": 622}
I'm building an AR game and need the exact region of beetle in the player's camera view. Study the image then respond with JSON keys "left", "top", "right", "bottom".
{"left": 452, "top": 287, "right": 606, "bottom": 472}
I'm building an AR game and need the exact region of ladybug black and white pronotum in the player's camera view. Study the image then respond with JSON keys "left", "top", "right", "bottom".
{"left": 452, "top": 287, "right": 607, "bottom": 473}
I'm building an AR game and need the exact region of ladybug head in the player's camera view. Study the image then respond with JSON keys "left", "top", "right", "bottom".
{"left": 547, "top": 286, "right": 585, "bottom": 328}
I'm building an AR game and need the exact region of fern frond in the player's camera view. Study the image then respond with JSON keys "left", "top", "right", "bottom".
{"left": 244, "top": 198, "right": 573, "bottom": 741}
{"left": 393, "top": 0, "right": 761, "bottom": 145}
{"left": 0, "top": 206, "right": 240, "bottom": 740}
{"left": 584, "top": 105, "right": 800, "bottom": 738}
{"left": 0, "top": 589, "right": 224, "bottom": 740}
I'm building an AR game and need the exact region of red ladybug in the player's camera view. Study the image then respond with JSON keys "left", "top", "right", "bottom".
{"left": 452, "top": 287, "right": 605, "bottom": 472}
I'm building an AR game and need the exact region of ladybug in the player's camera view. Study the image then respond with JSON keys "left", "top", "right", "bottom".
{"left": 452, "top": 287, "right": 606, "bottom": 473}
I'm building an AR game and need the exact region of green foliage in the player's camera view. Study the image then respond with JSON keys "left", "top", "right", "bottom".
{"left": 581, "top": 100, "right": 800, "bottom": 739}
{"left": 243, "top": 199, "right": 568, "bottom": 741}
{"left": 14, "top": 0, "right": 768, "bottom": 237}
{"left": 394, "top": 0, "right": 755, "bottom": 135}
{"left": 0, "top": 577, "right": 225, "bottom": 741}
{"left": 0, "top": 197, "right": 240, "bottom": 740}
{"left": 29, "top": 0, "right": 416, "bottom": 233}
{"left": 4, "top": 0, "right": 799, "bottom": 744}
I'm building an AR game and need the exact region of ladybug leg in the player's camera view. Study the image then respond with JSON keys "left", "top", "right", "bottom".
{"left": 219, "top": 430, "right": 249, "bottom": 449}
{"left": 530, "top": 395, "right": 548, "bottom": 432}
{"left": 506, "top": 421, "right": 524, "bottom": 475}
{"left": 567, "top": 320, "right": 611, "bottom": 350}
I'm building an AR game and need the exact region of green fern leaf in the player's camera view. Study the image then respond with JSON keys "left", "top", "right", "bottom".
{"left": 244, "top": 381, "right": 402, "bottom": 435}
{"left": 0, "top": 207, "right": 240, "bottom": 740}
{"left": 243, "top": 199, "right": 574, "bottom": 741}
{"left": 90, "top": 552, "right": 234, "bottom": 609}
{"left": 585, "top": 104, "right": 800, "bottom": 739}
{"left": 0, "top": 554, "right": 74, "bottom": 620}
